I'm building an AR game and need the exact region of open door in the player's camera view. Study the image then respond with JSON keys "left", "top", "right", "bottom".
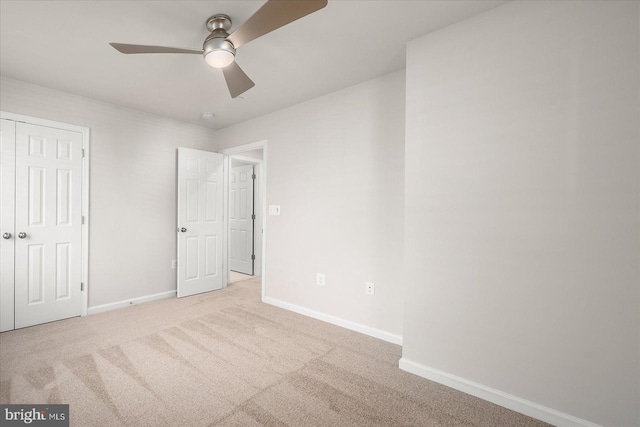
{"left": 177, "top": 148, "right": 225, "bottom": 297}
{"left": 229, "top": 164, "right": 255, "bottom": 275}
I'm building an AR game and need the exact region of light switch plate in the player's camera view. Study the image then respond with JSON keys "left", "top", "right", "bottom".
{"left": 269, "top": 205, "right": 281, "bottom": 215}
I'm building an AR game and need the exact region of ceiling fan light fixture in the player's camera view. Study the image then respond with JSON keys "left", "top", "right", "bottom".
{"left": 205, "top": 49, "right": 235, "bottom": 68}
{"left": 203, "top": 35, "right": 235, "bottom": 68}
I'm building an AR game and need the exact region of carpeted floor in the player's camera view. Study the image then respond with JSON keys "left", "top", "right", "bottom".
{"left": 229, "top": 271, "right": 254, "bottom": 283}
{"left": 0, "top": 278, "right": 550, "bottom": 426}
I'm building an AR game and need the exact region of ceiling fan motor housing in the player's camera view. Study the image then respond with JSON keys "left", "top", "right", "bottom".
{"left": 203, "top": 35, "right": 235, "bottom": 56}
{"left": 203, "top": 14, "right": 235, "bottom": 68}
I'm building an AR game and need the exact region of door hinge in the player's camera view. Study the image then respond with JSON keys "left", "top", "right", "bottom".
{"left": 82, "top": 148, "right": 85, "bottom": 158}
{"left": 82, "top": 215, "right": 85, "bottom": 225}
{"left": 251, "top": 254, "right": 255, "bottom": 260}
{"left": 252, "top": 173, "right": 256, "bottom": 180}
{"left": 81, "top": 282, "right": 84, "bottom": 291}
{"left": 251, "top": 214, "right": 256, "bottom": 220}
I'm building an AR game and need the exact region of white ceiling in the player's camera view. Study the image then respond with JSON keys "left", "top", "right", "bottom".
{"left": 0, "top": 0, "right": 507, "bottom": 130}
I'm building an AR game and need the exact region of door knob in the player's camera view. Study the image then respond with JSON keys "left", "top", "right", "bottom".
{"left": 2, "top": 232, "right": 11, "bottom": 239}
{"left": 18, "top": 232, "right": 27, "bottom": 239}
{"left": 180, "top": 227, "right": 187, "bottom": 233}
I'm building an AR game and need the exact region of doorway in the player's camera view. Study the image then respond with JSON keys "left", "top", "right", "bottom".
{"left": 220, "top": 141, "right": 266, "bottom": 298}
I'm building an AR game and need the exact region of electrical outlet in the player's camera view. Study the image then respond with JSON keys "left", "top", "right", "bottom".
{"left": 365, "top": 282, "right": 375, "bottom": 296}
{"left": 316, "top": 273, "right": 325, "bottom": 286}
{"left": 171, "top": 260, "right": 177, "bottom": 269}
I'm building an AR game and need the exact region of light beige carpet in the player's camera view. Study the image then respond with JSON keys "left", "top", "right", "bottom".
{"left": 0, "top": 278, "right": 550, "bottom": 426}
{"left": 229, "top": 271, "right": 254, "bottom": 284}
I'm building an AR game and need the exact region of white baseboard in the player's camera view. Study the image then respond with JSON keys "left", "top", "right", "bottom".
{"left": 399, "top": 358, "right": 601, "bottom": 427}
{"left": 262, "top": 296, "right": 402, "bottom": 345}
{"left": 87, "top": 290, "right": 176, "bottom": 315}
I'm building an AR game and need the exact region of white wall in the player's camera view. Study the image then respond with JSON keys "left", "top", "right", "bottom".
{"left": 402, "top": 1, "right": 639, "bottom": 426}
{"left": 0, "top": 77, "right": 217, "bottom": 308}
{"left": 215, "top": 71, "right": 405, "bottom": 339}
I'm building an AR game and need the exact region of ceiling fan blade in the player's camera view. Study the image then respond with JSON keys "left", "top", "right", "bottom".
{"left": 110, "top": 43, "right": 203, "bottom": 55}
{"left": 227, "top": 0, "right": 327, "bottom": 49}
{"left": 222, "top": 62, "right": 255, "bottom": 98}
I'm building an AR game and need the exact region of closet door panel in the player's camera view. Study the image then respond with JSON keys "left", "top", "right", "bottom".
{"left": 14, "top": 122, "right": 83, "bottom": 329}
{"left": 0, "top": 119, "right": 16, "bottom": 332}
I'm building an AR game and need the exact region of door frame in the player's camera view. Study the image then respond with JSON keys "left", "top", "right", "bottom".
{"left": 220, "top": 140, "right": 267, "bottom": 300}
{"left": 0, "top": 111, "right": 90, "bottom": 320}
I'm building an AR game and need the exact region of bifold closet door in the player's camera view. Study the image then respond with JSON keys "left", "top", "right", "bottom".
{"left": 0, "top": 119, "right": 83, "bottom": 330}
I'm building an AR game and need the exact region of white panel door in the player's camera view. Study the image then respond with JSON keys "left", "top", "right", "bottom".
{"left": 14, "top": 122, "right": 83, "bottom": 329}
{"left": 177, "top": 148, "right": 225, "bottom": 297}
{"left": 0, "top": 119, "right": 17, "bottom": 332}
{"left": 229, "top": 165, "right": 254, "bottom": 275}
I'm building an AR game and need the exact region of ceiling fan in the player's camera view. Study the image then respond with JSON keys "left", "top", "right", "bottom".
{"left": 110, "top": 0, "right": 328, "bottom": 98}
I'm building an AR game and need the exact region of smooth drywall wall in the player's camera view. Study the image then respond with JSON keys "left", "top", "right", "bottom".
{"left": 0, "top": 77, "right": 217, "bottom": 308}
{"left": 215, "top": 71, "right": 405, "bottom": 338}
{"left": 402, "top": 1, "right": 639, "bottom": 426}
